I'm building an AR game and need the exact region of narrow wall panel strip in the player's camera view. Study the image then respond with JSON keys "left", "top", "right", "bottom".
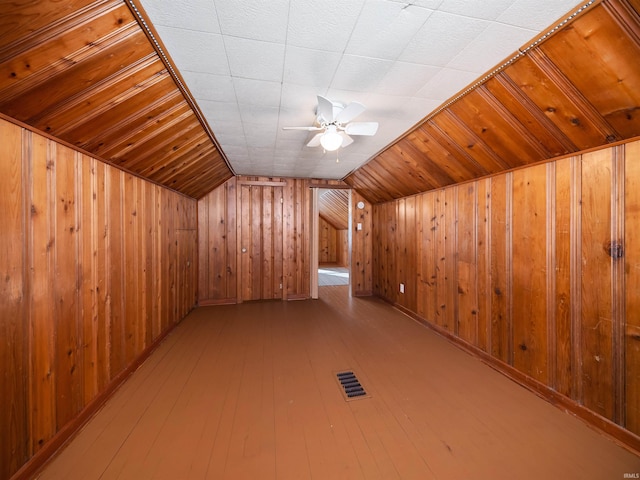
{"left": 434, "top": 190, "right": 447, "bottom": 330}
{"left": 581, "top": 148, "right": 615, "bottom": 421}
{"left": 625, "top": 139, "right": 640, "bottom": 435}
{"left": 490, "top": 175, "right": 509, "bottom": 363}
{"left": 0, "top": 118, "right": 27, "bottom": 478}
{"left": 108, "top": 168, "right": 125, "bottom": 379}
{"left": 457, "top": 183, "right": 478, "bottom": 346}
{"left": 477, "top": 179, "right": 490, "bottom": 353}
{"left": 53, "top": 144, "right": 82, "bottom": 429}
{"left": 444, "top": 187, "right": 458, "bottom": 334}
{"left": 28, "top": 132, "right": 57, "bottom": 454}
{"left": 512, "top": 164, "right": 549, "bottom": 384}
{"left": 554, "top": 157, "right": 573, "bottom": 397}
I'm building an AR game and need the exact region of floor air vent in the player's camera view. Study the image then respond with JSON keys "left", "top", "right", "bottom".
{"left": 336, "top": 370, "right": 369, "bottom": 401}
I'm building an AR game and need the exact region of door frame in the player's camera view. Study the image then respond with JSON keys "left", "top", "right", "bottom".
{"left": 310, "top": 187, "right": 352, "bottom": 299}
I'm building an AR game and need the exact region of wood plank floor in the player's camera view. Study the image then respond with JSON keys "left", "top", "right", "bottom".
{"left": 37, "top": 286, "right": 640, "bottom": 479}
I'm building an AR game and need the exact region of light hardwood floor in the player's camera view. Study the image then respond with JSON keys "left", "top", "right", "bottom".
{"left": 37, "top": 286, "right": 640, "bottom": 479}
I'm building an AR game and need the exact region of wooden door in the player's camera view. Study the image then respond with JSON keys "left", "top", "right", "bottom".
{"left": 240, "top": 185, "right": 284, "bottom": 301}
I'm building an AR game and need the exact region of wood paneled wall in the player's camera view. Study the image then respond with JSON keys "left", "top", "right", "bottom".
{"left": 351, "top": 191, "right": 373, "bottom": 296}
{"left": 198, "top": 176, "right": 312, "bottom": 303}
{"left": 0, "top": 117, "right": 197, "bottom": 480}
{"left": 318, "top": 217, "right": 347, "bottom": 266}
{"left": 372, "top": 138, "right": 640, "bottom": 444}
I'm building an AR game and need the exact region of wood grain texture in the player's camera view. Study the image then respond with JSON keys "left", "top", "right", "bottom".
{"left": 625, "top": 139, "right": 640, "bottom": 434}
{"left": 345, "top": 0, "right": 640, "bottom": 203}
{"left": 0, "top": 1, "right": 232, "bottom": 199}
{"left": 0, "top": 117, "right": 28, "bottom": 479}
{"left": 456, "top": 183, "right": 478, "bottom": 346}
{"left": 318, "top": 217, "right": 339, "bottom": 265}
{"left": 580, "top": 148, "right": 615, "bottom": 421}
{"left": 490, "top": 174, "right": 511, "bottom": 364}
{"left": 370, "top": 137, "right": 640, "bottom": 448}
{"left": 554, "top": 157, "right": 574, "bottom": 397}
{"left": 198, "top": 177, "right": 320, "bottom": 304}
{"left": 36, "top": 289, "right": 640, "bottom": 480}
{"left": 511, "top": 164, "right": 548, "bottom": 384}
{"left": 0, "top": 116, "right": 198, "bottom": 480}
{"left": 349, "top": 191, "right": 370, "bottom": 293}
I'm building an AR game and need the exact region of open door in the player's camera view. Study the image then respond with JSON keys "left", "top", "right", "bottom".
{"left": 311, "top": 188, "right": 351, "bottom": 298}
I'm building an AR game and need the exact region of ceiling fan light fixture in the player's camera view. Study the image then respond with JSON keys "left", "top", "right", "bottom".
{"left": 320, "top": 125, "right": 342, "bottom": 151}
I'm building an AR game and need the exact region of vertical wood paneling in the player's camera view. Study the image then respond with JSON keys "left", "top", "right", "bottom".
{"left": 490, "top": 175, "right": 510, "bottom": 363}
{"left": 423, "top": 192, "right": 438, "bottom": 324}
{"left": 226, "top": 179, "right": 237, "bottom": 301}
{"left": 581, "top": 149, "right": 615, "bottom": 420}
{"left": 404, "top": 196, "right": 417, "bottom": 312}
{"left": 318, "top": 217, "right": 338, "bottom": 264}
{"left": 512, "top": 164, "right": 549, "bottom": 384}
{"left": 457, "top": 183, "right": 478, "bottom": 345}
{"left": 434, "top": 190, "right": 447, "bottom": 330}
{"left": 197, "top": 177, "right": 238, "bottom": 304}
{"left": 476, "top": 179, "right": 490, "bottom": 352}
{"left": 283, "top": 179, "right": 310, "bottom": 300}
{"left": 0, "top": 118, "right": 27, "bottom": 478}
{"left": 239, "top": 185, "right": 284, "bottom": 302}
{"left": 53, "top": 144, "right": 82, "bottom": 429}
{"left": 80, "top": 155, "right": 98, "bottom": 404}
{"left": 199, "top": 177, "right": 314, "bottom": 304}
{"left": 108, "top": 168, "right": 125, "bottom": 378}
{"left": 0, "top": 117, "right": 198, "bottom": 480}
{"left": 397, "top": 198, "right": 407, "bottom": 307}
{"left": 336, "top": 230, "right": 348, "bottom": 268}
{"left": 554, "top": 157, "right": 573, "bottom": 397}
{"left": 415, "top": 191, "right": 428, "bottom": 320}
{"left": 273, "top": 187, "right": 284, "bottom": 300}
{"left": 124, "top": 173, "right": 139, "bottom": 366}
{"left": 383, "top": 202, "right": 397, "bottom": 303}
{"left": 142, "top": 181, "right": 154, "bottom": 349}
{"left": 444, "top": 188, "right": 457, "bottom": 333}
{"left": 94, "top": 160, "right": 109, "bottom": 393}
{"left": 176, "top": 229, "right": 197, "bottom": 319}
{"left": 210, "top": 184, "right": 226, "bottom": 299}
{"left": 625, "top": 140, "right": 640, "bottom": 435}
{"left": 370, "top": 137, "right": 640, "bottom": 450}
{"left": 28, "top": 131, "right": 57, "bottom": 454}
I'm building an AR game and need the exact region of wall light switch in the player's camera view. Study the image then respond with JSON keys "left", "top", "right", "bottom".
{"left": 400, "top": 283, "right": 405, "bottom": 293}
{"left": 357, "top": 222, "right": 362, "bottom": 231}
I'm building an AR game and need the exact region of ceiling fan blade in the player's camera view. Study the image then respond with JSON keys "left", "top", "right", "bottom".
{"left": 336, "top": 101, "right": 366, "bottom": 124}
{"left": 307, "top": 133, "right": 323, "bottom": 147}
{"left": 317, "top": 95, "right": 335, "bottom": 123}
{"left": 282, "top": 126, "right": 323, "bottom": 131}
{"left": 344, "top": 121, "right": 378, "bottom": 136}
{"left": 339, "top": 132, "right": 354, "bottom": 147}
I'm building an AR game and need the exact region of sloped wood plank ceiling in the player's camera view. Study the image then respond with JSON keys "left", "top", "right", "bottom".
{"left": 0, "top": 0, "right": 233, "bottom": 199}
{"left": 344, "top": 0, "right": 640, "bottom": 203}
{"left": 1, "top": 0, "right": 639, "bottom": 203}
{"left": 319, "top": 189, "right": 349, "bottom": 230}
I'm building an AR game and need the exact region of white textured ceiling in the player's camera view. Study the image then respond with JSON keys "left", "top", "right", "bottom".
{"left": 138, "top": 0, "right": 585, "bottom": 179}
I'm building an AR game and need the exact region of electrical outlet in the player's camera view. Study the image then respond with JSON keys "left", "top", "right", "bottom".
{"left": 399, "top": 283, "right": 405, "bottom": 294}
{"left": 356, "top": 222, "right": 362, "bottom": 231}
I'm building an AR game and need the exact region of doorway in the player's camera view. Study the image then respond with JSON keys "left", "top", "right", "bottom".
{"left": 239, "top": 183, "right": 284, "bottom": 302}
{"left": 311, "top": 188, "right": 351, "bottom": 298}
